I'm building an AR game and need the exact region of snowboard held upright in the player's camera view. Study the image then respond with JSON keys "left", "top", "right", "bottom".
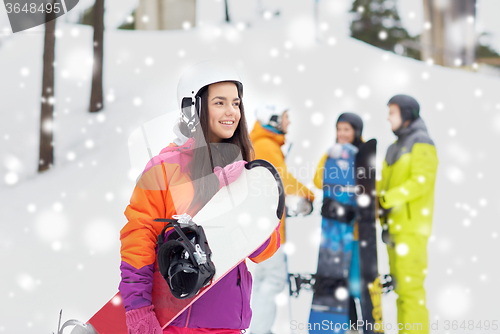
{"left": 355, "top": 139, "right": 383, "bottom": 334}
{"left": 308, "top": 142, "right": 359, "bottom": 333}
{"left": 295, "top": 139, "right": 384, "bottom": 334}
{"left": 67, "top": 160, "right": 284, "bottom": 334}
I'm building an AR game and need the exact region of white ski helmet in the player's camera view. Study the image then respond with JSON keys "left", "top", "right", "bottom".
{"left": 255, "top": 103, "right": 288, "bottom": 131}
{"left": 177, "top": 60, "right": 243, "bottom": 133}
{"left": 177, "top": 60, "right": 243, "bottom": 108}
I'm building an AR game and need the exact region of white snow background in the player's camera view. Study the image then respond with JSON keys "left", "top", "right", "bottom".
{"left": 0, "top": 1, "right": 499, "bottom": 333}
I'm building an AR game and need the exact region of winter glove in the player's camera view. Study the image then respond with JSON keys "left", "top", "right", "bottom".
{"left": 286, "top": 196, "right": 313, "bottom": 217}
{"left": 328, "top": 143, "right": 359, "bottom": 159}
{"left": 378, "top": 198, "right": 392, "bottom": 219}
{"left": 295, "top": 198, "right": 313, "bottom": 216}
{"left": 214, "top": 160, "right": 247, "bottom": 189}
{"left": 328, "top": 143, "right": 343, "bottom": 159}
{"left": 381, "top": 225, "right": 395, "bottom": 248}
{"left": 125, "top": 305, "right": 162, "bottom": 334}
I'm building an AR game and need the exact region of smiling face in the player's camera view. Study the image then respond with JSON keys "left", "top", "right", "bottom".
{"left": 336, "top": 121, "right": 355, "bottom": 144}
{"left": 207, "top": 81, "right": 241, "bottom": 143}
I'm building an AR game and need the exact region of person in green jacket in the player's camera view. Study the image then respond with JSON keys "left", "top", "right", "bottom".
{"left": 378, "top": 94, "right": 438, "bottom": 334}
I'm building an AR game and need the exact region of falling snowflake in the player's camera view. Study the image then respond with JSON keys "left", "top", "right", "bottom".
{"left": 133, "top": 97, "right": 143, "bottom": 106}
{"left": 395, "top": 243, "right": 409, "bottom": 256}
{"left": 446, "top": 166, "right": 465, "bottom": 184}
{"left": 257, "top": 217, "right": 271, "bottom": 230}
{"left": 270, "top": 48, "right": 279, "bottom": 57}
{"left": 66, "top": 151, "right": 76, "bottom": 161}
{"left": 83, "top": 219, "right": 118, "bottom": 253}
{"left": 85, "top": 140, "right": 95, "bottom": 149}
{"left": 4, "top": 172, "right": 18, "bottom": 185}
{"left": 357, "top": 194, "right": 370, "bottom": 207}
{"left": 111, "top": 294, "right": 122, "bottom": 306}
{"left": 335, "top": 286, "right": 349, "bottom": 300}
{"left": 27, "top": 204, "right": 36, "bottom": 213}
{"left": 52, "top": 202, "right": 63, "bottom": 212}
{"left": 273, "top": 291, "right": 288, "bottom": 307}
{"left": 311, "top": 112, "right": 324, "bottom": 126}
{"left": 20, "top": 68, "right": 30, "bottom": 77}
{"left": 283, "top": 242, "right": 296, "bottom": 255}
{"left": 437, "top": 284, "right": 469, "bottom": 316}
{"left": 52, "top": 241, "right": 62, "bottom": 251}
{"left": 17, "top": 273, "right": 37, "bottom": 291}
{"left": 34, "top": 210, "right": 69, "bottom": 242}
{"left": 357, "top": 85, "right": 371, "bottom": 99}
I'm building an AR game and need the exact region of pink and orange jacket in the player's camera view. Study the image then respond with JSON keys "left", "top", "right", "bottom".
{"left": 119, "top": 138, "right": 281, "bottom": 329}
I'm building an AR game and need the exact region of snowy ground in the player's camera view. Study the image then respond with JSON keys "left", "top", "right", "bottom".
{"left": 1, "top": 4, "right": 500, "bottom": 333}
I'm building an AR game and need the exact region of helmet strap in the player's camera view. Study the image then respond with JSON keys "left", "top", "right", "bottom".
{"left": 268, "top": 114, "right": 283, "bottom": 132}
{"left": 180, "top": 96, "right": 201, "bottom": 135}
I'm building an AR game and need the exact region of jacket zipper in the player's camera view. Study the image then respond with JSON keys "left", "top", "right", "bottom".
{"left": 237, "top": 266, "right": 241, "bottom": 286}
{"left": 406, "top": 202, "right": 411, "bottom": 220}
{"left": 184, "top": 305, "right": 192, "bottom": 328}
{"left": 237, "top": 266, "right": 244, "bottom": 326}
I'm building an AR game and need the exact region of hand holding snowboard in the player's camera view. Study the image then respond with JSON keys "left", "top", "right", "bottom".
{"left": 60, "top": 159, "right": 284, "bottom": 334}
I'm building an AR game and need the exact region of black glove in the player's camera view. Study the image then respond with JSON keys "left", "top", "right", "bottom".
{"left": 381, "top": 225, "right": 394, "bottom": 247}
{"left": 378, "top": 198, "right": 392, "bottom": 219}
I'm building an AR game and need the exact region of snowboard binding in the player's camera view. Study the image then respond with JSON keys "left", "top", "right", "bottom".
{"left": 155, "top": 214, "right": 216, "bottom": 299}
{"left": 321, "top": 197, "right": 356, "bottom": 223}
{"left": 380, "top": 274, "right": 395, "bottom": 294}
{"left": 288, "top": 273, "right": 316, "bottom": 297}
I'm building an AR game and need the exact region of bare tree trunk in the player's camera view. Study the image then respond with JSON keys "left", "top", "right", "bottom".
{"left": 38, "top": 2, "right": 56, "bottom": 173}
{"left": 422, "top": 0, "right": 446, "bottom": 66}
{"left": 158, "top": 0, "right": 164, "bottom": 30}
{"left": 422, "top": 0, "right": 476, "bottom": 67}
{"left": 90, "top": 0, "right": 104, "bottom": 112}
{"left": 137, "top": 0, "right": 195, "bottom": 30}
{"left": 447, "top": 0, "right": 476, "bottom": 66}
{"left": 224, "top": 0, "right": 230, "bottom": 22}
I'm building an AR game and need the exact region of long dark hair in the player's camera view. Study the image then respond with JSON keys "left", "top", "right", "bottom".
{"left": 179, "top": 82, "right": 254, "bottom": 215}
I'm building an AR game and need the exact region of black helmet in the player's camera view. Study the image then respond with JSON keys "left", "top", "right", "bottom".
{"left": 387, "top": 94, "right": 420, "bottom": 123}
{"left": 336, "top": 112, "right": 364, "bottom": 147}
{"left": 155, "top": 215, "right": 215, "bottom": 299}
